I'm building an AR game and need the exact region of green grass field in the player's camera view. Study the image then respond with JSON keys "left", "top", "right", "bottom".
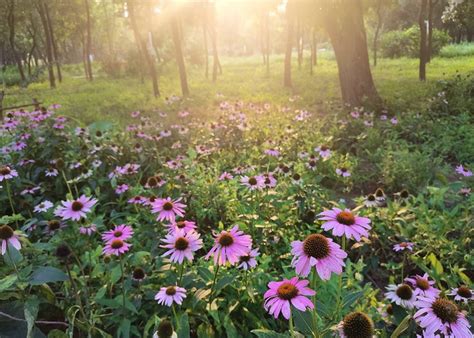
{"left": 3, "top": 54, "right": 474, "bottom": 124}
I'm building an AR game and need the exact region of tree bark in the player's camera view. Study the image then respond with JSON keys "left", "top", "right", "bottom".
{"left": 171, "top": 15, "right": 189, "bottom": 96}
{"left": 283, "top": 2, "right": 295, "bottom": 88}
{"left": 208, "top": 3, "right": 221, "bottom": 82}
{"left": 265, "top": 12, "right": 270, "bottom": 75}
{"left": 44, "top": 3, "right": 62, "bottom": 82}
{"left": 419, "top": 0, "right": 428, "bottom": 81}
{"left": 84, "top": 0, "right": 93, "bottom": 81}
{"left": 373, "top": 0, "right": 383, "bottom": 67}
{"left": 321, "top": 0, "right": 381, "bottom": 107}
{"left": 6, "top": 0, "right": 26, "bottom": 83}
{"left": 128, "top": 0, "right": 160, "bottom": 97}
{"left": 37, "top": 0, "right": 56, "bottom": 88}
{"left": 427, "top": 0, "right": 437, "bottom": 62}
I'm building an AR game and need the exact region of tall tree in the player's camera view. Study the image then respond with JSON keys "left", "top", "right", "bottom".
{"left": 372, "top": 0, "right": 384, "bottom": 67}
{"left": 171, "top": 14, "right": 189, "bottom": 96}
{"left": 320, "top": 0, "right": 381, "bottom": 107}
{"left": 283, "top": 0, "right": 295, "bottom": 88}
{"left": 419, "top": 0, "right": 428, "bottom": 81}
{"left": 83, "top": 0, "right": 93, "bottom": 81}
{"left": 208, "top": 2, "right": 221, "bottom": 82}
{"left": 37, "top": 0, "right": 56, "bottom": 88}
{"left": 128, "top": 0, "right": 160, "bottom": 97}
{"left": 44, "top": 2, "right": 62, "bottom": 82}
{"left": 6, "top": 0, "right": 26, "bottom": 83}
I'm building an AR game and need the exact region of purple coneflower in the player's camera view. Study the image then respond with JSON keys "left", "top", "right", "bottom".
{"left": 54, "top": 195, "right": 97, "bottom": 221}
{"left": 385, "top": 284, "right": 417, "bottom": 309}
{"left": 166, "top": 220, "right": 197, "bottom": 234}
{"left": 79, "top": 224, "right": 97, "bottom": 236}
{"left": 205, "top": 225, "right": 252, "bottom": 266}
{"left": 45, "top": 168, "right": 59, "bottom": 177}
{"left": 265, "top": 149, "right": 280, "bottom": 157}
{"left": 237, "top": 248, "right": 259, "bottom": 270}
{"left": 34, "top": 200, "right": 54, "bottom": 213}
{"left": 263, "top": 277, "right": 315, "bottom": 320}
{"left": 102, "top": 224, "right": 134, "bottom": 243}
{"left": 336, "top": 168, "right": 351, "bottom": 177}
{"left": 128, "top": 195, "right": 146, "bottom": 205}
{"left": 151, "top": 197, "right": 186, "bottom": 223}
{"left": 291, "top": 234, "right": 347, "bottom": 279}
{"left": 393, "top": 242, "right": 414, "bottom": 252}
{"left": 0, "top": 165, "right": 18, "bottom": 181}
{"left": 155, "top": 286, "right": 186, "bottom": 307}
{"left": 315, "top": 145, "right": 331, "bottom": 159}
{"left": 219, "top": 172, "right": 233, "bottom": 181}
{"left": 455, "top": 165, "right": 473, "bottom": 177}
{"left": 414, "top": 296, "right": 471, "bottom": 337}
{"left": 318, "top": 208, "right": 371, "bottom": 241}
{"left": 405, "top": 273, "right": 441, "bottom": 300}
{"left": 102, "top": 239, "right": 131, "bottom": 256}
{"left": 263, "top": 173, "right": 277, "bottom": 188}
{"left": 448, "top": 286, "right": 473, "bottom": 304}
{"left": 115, "top": 184, "right": 129, "bottom": 195}
{"left": 240, "top": 175, "right": 265, "bottom": 191}
{"left": 336, "top": 312, "right": 374, "bottom": 338}
{"left": 0, "top": 225, "right": 21, "bottom": 255}
{"left": 160, "top": 229, "right": 202, "bottom": 264}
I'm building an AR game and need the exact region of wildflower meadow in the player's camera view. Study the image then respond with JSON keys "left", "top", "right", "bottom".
{"left": 0, "top": 1, "right": 473, "bottom": 337}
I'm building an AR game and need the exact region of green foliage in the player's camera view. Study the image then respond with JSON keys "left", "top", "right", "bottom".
{"left": 439, "top": 42, "right": 474, "bottom": 58}
{"left": 381, "top": 26, "right": 450, "bottom": 58}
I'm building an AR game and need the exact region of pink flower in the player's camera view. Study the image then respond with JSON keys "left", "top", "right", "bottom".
{"left": 315, "top": 145, "right": 331, "bottom": 159}
{"left": 237, "top": 248, "right": 259, "bottom": 270}
{"left": 240, "top": 175, "right": 265, "bottom": 191}
{"left": 0, "top": 225, "right": 21, "bottom": 255}
{"left": 219, "top": 172, "right": 233, "bottom": 181}
{"left": 79, "top": 224, "right": 97, "bottom": 236}
{"left": 455, "top": 165, "right": 473, "bottom": 177}
{"left": 291, "top": 234, "right": 347, "bottom": 279}
{"left": 161, "top": 229, "right": 202, "bottom": 264}
{"left": 128, "top": 196, "right": 146, "bottom": 205}
{"left": 205, "top": 225, "right": 252, "bottom": 266}
{"left": 102, "top": 224, "right": 134, "bottom": 243}
{"left": 165, "top": 220, "right": 197, "bottom": 234}
{"left": 390, "top": 117, "right": 398, "bottom": 125}
{"left": 115, "top": 184, "right": 129, "bottom": 194}
{"left": 414, "top": 297, "right": 471, "bottom": 337}
{"left": 318, "top": 208, "right": 371, "bottom": 241}
{"left": 102, "top": 239, "right": 131, "bottom": 256}
{"left": 155, "top": 286, "right": 186, "bottom": 307}
{"left": 264, "top": 277, "right": 315, "bottom": 320}
{"left": 265, "top": 149, "right": 280, "bottom": 157}
{"left": 54, "top": 195, "right": 98, "bottom": 221}
{"left": 34, "top": 200, "right": 53, "bottom": 213}
{"left": 151, "top": 197, "right": 186, "bottom": 223}
{"left": 385, "top": 284, "right": 417, "bottom": 309}
{"left": 405, "top": 273, "right": 441, "bottom": 300}
{"left": 393, "top": 242, "right": 414, "bottom": 252}
{"left": 0, "top": 165, "right": 18, "bottom": 181}
{"left": 336, "top": 168, "right": 351, "bottom": 177}
{"left": 448, "top": 286, "right": 473, "bottom": 304}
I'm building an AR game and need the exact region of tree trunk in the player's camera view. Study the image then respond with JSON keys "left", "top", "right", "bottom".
{"left": 373, "top": 0, "right": 383, "bottom": 67}
{"left": 296, "top": 19, "right": 303, "bottom": 69}
{"left": 44, "top": 3, "right": 62, "bottom": 82}
{"left": 6, "top": 0, "right": 26, "bottom": 83}
{"left": 427, "top": 0, "right": 436, "bottom": 62}
{"left": 37, "top": 0, "right": 56, "bottom": 88}
{"left": 321, "top": 0, "right": 381, "bottom": 107}
{"left": 419, "top": 0, "right": 428, "bottom": 81}
{"left": 84, "top": 0, "right": 93, "bottom": 81}
{"left": 209, "top": 3, "right": 221, "bottom": 82}
{"left": 283, "top": 2, "right": 294, "bottom": 88}
{"left": 171, "top": 15, "right": 189, "bottom": 96}
{"left": 265, "top": 12, "right": 270, "bottom": 75}
{"left": 128, "top": 0, "right": 160, "bottom": 97}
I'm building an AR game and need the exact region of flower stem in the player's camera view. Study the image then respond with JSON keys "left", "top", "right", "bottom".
{"left": 178, "top": 262, "right": 185, "bottom": 285}
{"left": 61, "top": 170, "right": 74, "bottom": 198}
{"left": 172, "top": 304, "right": 179, "bottom": 331}
{"left": 311, "top": 270, "right": 320, "bottom": 338}
{"left": 401, "top": 252, "right": 406, "bottom": 283}
{"left": 208, "top": 262, "right": 221, "bottom": 306}
{"left": 289, "top": 310, "right": 295, "bottom": 338}
{"left": 120, "top": 257, "right": 126, "bottom": 317}
{"left": 5, "top": 181, "right": 16, "bottom": 215}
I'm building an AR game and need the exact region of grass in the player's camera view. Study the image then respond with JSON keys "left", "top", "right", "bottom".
{"left": 439, "top": 42, "right": 474, "bottom": 58}
{"left": 2, "top": 53, "right": 474, "bottom": 124}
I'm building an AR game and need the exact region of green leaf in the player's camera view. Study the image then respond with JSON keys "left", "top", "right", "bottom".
{"left": 215, "top": 274, "right": 237, "bottom": 292}
{"left": 110, "top": 264, "right": 122, "bottom": 284}
{"left": 292, "top": 309, "right": 313, "bottom": 335}
{"left": 117, "top": 319, "right": 131, "bottom": 338}
{"left": 192, "top": 288, "right": 211, "bottom": 307}
{"left": 251, "top": 329, "right": 289, "bottom": 338}
{"left": 0, "top": 274, "right": 17, "bottom": 292}
{"left": 390, "top": 314, "right": 411, "bottom": 338}
{"left": 177, "top": 312, "right": 190, "bottom": 338}
{"left": 342, "top": 291, "right": 364, "bottom": 308}
{"left": 4, "top": 243, "right": 23, "bottom": 266}
{"left": 29, "top": 267, "right": 68, "bottom": 285}
{"left": 25, "top": 298, "right": 40, "bottom": 338}
{"left": 223, "top": 316, "right": 238, "bottom": 337}
{"left": 427, "top": 253, "right": 444, "bottom": 275}
{"left": 47, "top": 329, "right": 68, "bottom": 338}
{"left": 197, "top": 267, "right": 213, "bottom": 281}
